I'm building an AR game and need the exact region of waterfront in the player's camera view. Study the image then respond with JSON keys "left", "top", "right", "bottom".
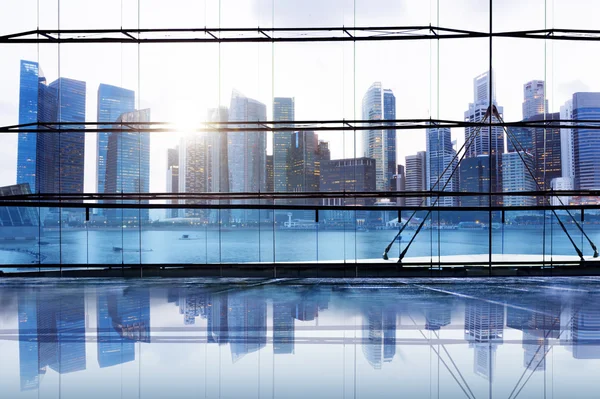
{"left": 3, "top": 277, "right": 600, "bottom": 398}
{"left": 0, "top": 225, "right": 598, "bottom": 267}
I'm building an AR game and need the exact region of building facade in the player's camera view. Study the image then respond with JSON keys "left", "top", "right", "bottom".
{"left": 104, "top": 109, "right": 151, "bottom": 223}
{"left": 426, "top": 128, "right": 458, "bottom": 206}
{"left": 460, "top": 155, "right": 490, "bottom": 207}
{"left": 502, "top": 151, "right": 536, "bottom": 206}
{"left": 522, "top": 80, "right": 548, "bottom": 119}
{"left": 97, "top": 84, "right": 135, "bottom": 195}
{"left": 572, "top": 92, "right": 600, "bottom": 190}
{"left": 273, "top": 97, "right": 295, "bottom": 193}
{"left": 362, "top": 82, "right": 396, "bottom": 192}
{"left": 166, "top": 146, "right": 179, "bottom": 218}
{"left": 17, "top": 60, "right": 40, "bottom": 193}
{"left": 405, "top": 151, "right": 426, "bottom": 206}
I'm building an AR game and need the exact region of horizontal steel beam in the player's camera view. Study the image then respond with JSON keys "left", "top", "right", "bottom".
{"left": 2, "top": 119, "right": 600, "bottom": 134}
{"left": 2, "top": 27, "right": 600, "bottom": 44}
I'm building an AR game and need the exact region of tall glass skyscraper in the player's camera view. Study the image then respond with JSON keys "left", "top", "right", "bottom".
{"left": 228, "top": 90, "right": 266, "bottom": 222}
{"left": 36, "top": 77, "right": 86, "bottom": 195}
{"left": 97, "top": 84, "right": 135, "bottom": 194}
{"left": 273, "top": 97, "right": 295, "bottom": 193}
{"left": 426, "top": 127, "right": 458, "bottom": 206}
{"left": 464, "top": 71, "right": 504, "bottom": 199}
{"left": 522, "top": 80, "right": 548, "bottom": 119}
{"left": 573, "top": 92, "right": 600, "bottom": 190}
{"left": 16, "top": 60, "right": 40, "bottom": 192}
{"left": 104, "top": 109, "right": 151, "bottom": 223}
{"left": 362, "top": 82, "right": 396, "bottom": 192}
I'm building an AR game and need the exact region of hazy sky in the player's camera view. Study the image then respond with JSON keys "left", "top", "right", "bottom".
{"left": 0, "top": 0, "right": 599, "bottom": 198}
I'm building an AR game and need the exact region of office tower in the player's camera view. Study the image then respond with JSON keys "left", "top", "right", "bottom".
{"left": 426, "top": 128, "right": 458, "bottom": 206}
{"left": 405, "top": 151, "right": 426, "bottom": 206}
{"left": 529, "top": 113, "right": 562, "bottom": 192}
{"left": 506, "top": 125, "right": 534, "bottom": 154}
{"left": 206, "top": 107, "right": 230, "bottom": 194}
{"left": 273, "top": 97, "right": 295, "bottom": 193}
{"left": 97, "top": 84, "right": 135, "bottom": 195}
{"left": 522, "top": 80, "right": 548, "bottom": 119}
{"left": 573, "top": 93, "right": 600, "bottom": 190}
{"left": 362, "top": 306, "right": 396, "bottom": 370}
{"left": 362, "top": 82, "right": 396, "bottom": 192}
{"left": 104, "top": 109, "right": 151, "bottom": 223}
{"left": 228, "top": 90, "right": 267, "bottom": 222}
{"left": 464, "top": 71, "right": 504, "bottom": 198}
{"left": 551, "top": 177, "right": 573, "bottom": 206}
{"left": 35, "top": 78, "right": 85, "bottom": 197}
{"left": 425, "top": 301, "right": 452, "bottom": 331}
{"left": 459, "top": 155, "right": 489, "bottom": 207}
{"left": 228, "top": 293, "right": 267, "bottom": 363}
{"left": 266, "top": 155, "right": 274, "bottom": 192}
{"left": 560, "top": 100, "right": 575, "bottom": 180}
{"left": 166, "top": 146, "right": 179, "bottom": 218}
{"left": 320, "top": 157, "right": 376, "bottom": 206}
{"left": 464, "top": 302, "right": 504, "bottom": 381}
{"left": 179, "top": 133, "right": 209, "bottom": 218}
{"left": 273, "top": 302, "right": 295, "bottom": 355}
{"left": 391, "top": 165, "right": 406, "bottom": 206}
{"left": 502, "top": 152, "right": 536, "bottom": 206}
{"left": 17, "top": 60, "right": 41, "bottom": 192}
{"left": 288, "top": 131, "right": 328, "bottom": 193}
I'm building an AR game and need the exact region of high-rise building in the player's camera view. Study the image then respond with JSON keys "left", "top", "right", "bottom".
{"left": 179, "top": 133, "right": 209, "bottom": 218}
{"left": 572, "top": 92, "right": 600, "bottom": 190}
{"left": 36, "top": 77, "right": 86, "bottom": 196}
{"left": 266, "top": 155, "right": 274, "bottom": 193}
{"left": 464, "top": 71, "right": 504, "bottom": 198}
{"left": 560, "top": 99, "right": 575, "bottom": 180}
{"left": 228, "top": 91, "right": 267, "bottom": 223}
{"left": 459, "top": 155, "right": 490, "bottom": 207}
{"left": 464, "top": 301, "right": 504, "bottom": 381}
{"left": 0, "top": 183, "right": 39, "bottom": 240}
{"left": 320, "top": 157, "right": 376, "bottom": 206}
{"left": 362, "top": 306, "right": 396, "bottom": 370}
{"left": 273, "top": 302, "right": 295, "bottom": 355}
{"left": 362, "top": 82, "right": 396, "bottom": 192}
{"left": 97, "top": 84, "right": 135, "bottom": 195}
{"left": 426, "top": 128, "right": 458, "bottom": 206}
{"left": 522, "top": 80, "right": 548, "bottom": 119}
{"left": 206, "top": 107, "right": 230, "bottom": 194}
{"left": 273, "top": 97, "right": 295, "bottom": 193}
{"left": 405, "top": 151, "right": 426, "bottom": 206}
{"left": 166, "top": 146, "right": 179, "bottom": 218}
{"left": 104, "top": 109, "right": 151, "bottom": 223}
{"left": 17, "top": 60, "right": 41, "bottom": 192}
{"left": 228, "top": 293, "right": 267, "bottom": 363}
{"left": 529, "top": 113, "right": 562, "bottom": 192}
{"left": 391, "top": 164, "right": 406, "bottom": 206}
{"left": 502, "top": 151, "right": 536, "bottom": 206}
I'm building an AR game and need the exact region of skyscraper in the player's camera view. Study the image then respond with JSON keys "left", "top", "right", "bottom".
{"left": 36, "top": 77, "right": 86, "bottom": 195}
{"left": 166, "top": 146, "right": 179, "bottom": 218}
{"left": 502, "top": 151, "right": 536, "bottom": 206}
{"left": 426, "top": 128, "right": 458, "bottom": 206}
{"left": 529, "top": 112, "right": 562, "bottom": 193}
{"left": 179, "top": 133, "right": 209, "bottom": 218}
{"left": 104, "top": 109, "right": 151, "bottom": 223}
{"left": 17, "top": 60, "right": 41, "bottom": 192}
{"left": 319, "top": 157, "right": 376, "bottom": 205}
{"left": 97, "top": 84, "right": 135, "bottom": 194}
{"left": 362, "top": 82, "right": 396, "bottom": 191}
{"left": 228, "top": 91, "right": 267, "bottom": 222}
{"left": 464, "top": 71, "right": 504, "bottom": 199}
{"left": 459, "top": 155, "right": 490, "bottom": 207}
{"left": 522, "top": 80, "right": 548, "bottom": 119}
{"left": 405, "top": 151, "right": 426, "bottom": 206}
{"left": 560, "top": 99, "right": 575, "bottom": 181}
{"left": 572, "top": 92, "right": 600, "bottom": 190}
{"left": 273, "top": 97, "right": 295, "bottom": 193}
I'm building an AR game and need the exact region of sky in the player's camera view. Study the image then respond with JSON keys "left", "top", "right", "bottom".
{"left": 1, "top": 0, "right": 599, "bottom": 201}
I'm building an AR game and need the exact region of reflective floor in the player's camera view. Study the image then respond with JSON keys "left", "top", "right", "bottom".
{"left": 2, "top": 277, "right": 600, "bottom": 398}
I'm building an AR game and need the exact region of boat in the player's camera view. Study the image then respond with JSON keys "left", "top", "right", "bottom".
{"left": 113, "top": 246, "right": 123, "bottom": 252}
{"left": 179, "top": 234, "right": 201, "bottom": 240}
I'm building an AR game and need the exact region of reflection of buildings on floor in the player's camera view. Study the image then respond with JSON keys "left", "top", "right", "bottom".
{"left": 568, "top": 299, "right": 600, "bottom": 359}
{"left": 18, "top": 289, "right": 86, "bottom": 391}
{"left": 425, "top": 301, "right": 452, "bottom": 331}
{"left": 362, "top": 305, "right": 396, "bottom": 370}
{"left": 464, "top": 302, "right": 504, "bottom": 381}
{"left": 273, "top": 302, "right": 295, "bottom": 355}
{"left": 97, "top": 288, "right": 151, "bottom": 368}
{"left": 228, "top": 293, "right": 267, "bottom": 363}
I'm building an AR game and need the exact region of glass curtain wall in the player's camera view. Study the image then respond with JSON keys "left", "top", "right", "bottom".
{"left": 0, "top": 0, "right": 599, "bottom": 272}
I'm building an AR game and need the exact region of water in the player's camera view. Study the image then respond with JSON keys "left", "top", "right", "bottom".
{"left": 2, "top": 277, "right": 600, "bottom": 398}
{"left": 0, "top": 225, "right": 597, "bottom": 266}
